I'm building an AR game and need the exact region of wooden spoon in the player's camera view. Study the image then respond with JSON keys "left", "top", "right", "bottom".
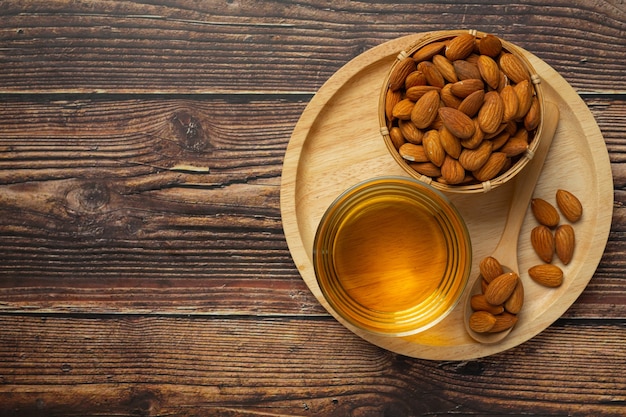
{"left": 464, "top": 101, "right": 560, "bottom": 344}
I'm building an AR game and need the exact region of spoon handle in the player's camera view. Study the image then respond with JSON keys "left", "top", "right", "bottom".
{"left": 491, "top": 101, "right": 560, "bottom": 270}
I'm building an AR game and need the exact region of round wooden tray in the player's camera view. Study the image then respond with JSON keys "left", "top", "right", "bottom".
{"left": 280, "top": 33, "right": 613, "bottom": 360}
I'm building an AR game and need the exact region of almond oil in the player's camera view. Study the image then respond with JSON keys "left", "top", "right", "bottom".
{"left": 313, "top": 177, "right": 471, "bottom": 336}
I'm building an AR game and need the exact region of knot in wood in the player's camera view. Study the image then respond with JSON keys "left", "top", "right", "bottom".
{"left": 77, "top": 182, "right": 110, "bottom": 212}
{"left": 171, "top": 111, "right": 210, "bottom": 152}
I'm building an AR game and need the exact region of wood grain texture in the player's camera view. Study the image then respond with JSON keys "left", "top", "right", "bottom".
{"left": 0, "top": 316, "right": 625, "bottom": 416}
{"left": 0, "top": 0, "right": 625, "bottom": 93}
{"left": 0, "top": 0, "right": 625, "bottom": 414}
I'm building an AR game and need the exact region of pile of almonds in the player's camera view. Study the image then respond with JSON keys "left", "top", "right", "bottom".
{"left": 384, "top": 32, "right": 540, "bottom": 186}
{"left": 529, "top": 189, "right": 583, "bottom": 287}
{"left": 469, "top": 256, "right": 523, "bottom": 334}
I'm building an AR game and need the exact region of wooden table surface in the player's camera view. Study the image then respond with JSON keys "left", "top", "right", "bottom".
{"left": 1, "top": 1, "right": 624, "bottom": 415}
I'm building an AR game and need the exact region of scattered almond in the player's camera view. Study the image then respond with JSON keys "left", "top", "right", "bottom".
{"left": 528, "top": 264, "right": 563, "bottom": 287}
{"left": 556, "top": 189, "right": 583, "bottom": 223}
{"left": 530, "top": 225, "right": 554, "bottom": 263}
{"left": 531, "top": 198, "right": 560, "bottom": 228}
{"left": 555, "top": 224, "right": 575, "bottom": 265}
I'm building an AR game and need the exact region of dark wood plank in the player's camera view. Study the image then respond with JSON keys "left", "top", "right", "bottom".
{"left": 0, "top": 0, "right": 625, "bottom": 93}
{"left": 0, "top": 315, "right": 624, "bottom": 416}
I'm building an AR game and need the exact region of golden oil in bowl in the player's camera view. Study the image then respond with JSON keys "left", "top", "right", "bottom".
{"left": 313, "top": 176, "right": 471, "bottom": 336}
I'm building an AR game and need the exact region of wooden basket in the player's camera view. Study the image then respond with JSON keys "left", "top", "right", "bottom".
{"left": 379, "top": 29, "right": 545, "bottom": 193}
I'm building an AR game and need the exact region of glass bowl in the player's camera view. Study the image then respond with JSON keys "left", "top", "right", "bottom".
{"left": 313, "top": 176, "right": 472, "bottom": 336}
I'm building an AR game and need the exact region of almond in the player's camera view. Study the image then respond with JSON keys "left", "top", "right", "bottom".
{"left": 499, "top": 135, "right": 528, "bottom": 157}
{"left": 412, "top": 41, "right": 446, "bottom": 62}
{"left": 500, "top": 85, "right": 519, "bottom": 122}
{"left": 488, "top": 312, "right": 518, "bottom": 333}
{"left": 504, "top": 281, "right": 524, "bottom": 314}
{"left": 524, "top": 96, "right": 541, "bottom": 131}
{"left": 432, "top": 54, "right": 458, "bottom": 83}
{"left": 511, "top": 126, "right": 529, "bottom": 143}
{"left": 499, "top": 53, "right": 531, "bottom": 84}
{"left": 478, "top": 91, "right": 504, "bottom": 134}
{"left": 478, "top": 34, "right": 502, "bottom": 57}
{"left": 477, "top": 55, "right": 501, "bottom": 89}
{"left": 471, "top": 294, "right": 504, "bottom": 315}
{"left": 389, "top": 127, "right": 405, "bottom": 150}
{"left": 409, "top": 161, "right": 441, "bottom": 177}
{"left": 479, "top": 258, "right": 504, "bottom": 287}
{"left": 419, "top": 61, "right": 446, "bottom": 89}
{"left": 459, "top": 140, "right": 492, "bottom": 171}
{"left": 491, "top": 131, "right": 511, "bottom": 151}
{"left": 514, "top": 79, "right": 533, "bottom": 120}
{"left": 385, "top": 89, "right": 402, "bottom": 121}
{"left": 440, "top": 155, "right": 466, "bottom": 184}
{"left": 410, "top": 90, "right": 440, "bottom": 129}
{"left": 398, "top": 120, "right": 424, "bottom": 144}
{"left": 392, "top": 98, "right": 415, "bottom": 120}
{"left": 531, "top": 198, "right": 560, "bottom": 228}
{"left": 484, "top": 272, "right": 519, "bottom": 306}
{"left": 473, "top": 151, "right": 507, "bottom": 181}
{"left": 404, "top": 70, "right": 427, "bottom": 89}
{"left": 422, "top": 129, "right": 445, "bottom": 167}
{"left": 399, "top": 143, "right": 428, "bottom": 162}
{"left": 440, "top": 83, "right": 462, "bottom": 109}
{"left": 531, "top": 225, "right": 555, "bottom": 263}
{"left": 457, "top": 89, "right": 485, "bottom": 118}
{"left": 450, "top": 78, "right": 484, "bottom": 98}
{"left": 439, "top": 126, "right": 462, "bottom": 159}
{"left": 438, "top": 107, "right": 475, "bottom": 139}
{"left": 556, "top": 189, "right": 583, "bottom": 223}
{"left": 453, "top": 59, "right": 481, "bottom": 81}
{"left": 405, "top": 85, "right": 442, "bottom": 101}
{"left": 469, "top": 310, "right": 497, "bottom": 333}
{"left": 460, "top": 119, "right": 485, "bottom": 149}
{"left": 555, "top": 224, "right": 575, "bottom": 265}
{"left": 445, "top": 33, "right": 476, "bottom": 61}
{"left": 528, "top": 264, "right": 563, "bottom": 287}
{"left": 389, "top": 57, "right": 416, "bottom": 91}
